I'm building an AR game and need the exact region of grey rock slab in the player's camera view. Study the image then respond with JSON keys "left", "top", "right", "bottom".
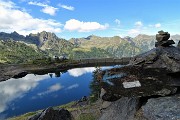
{"left": 99, "top": 97, "right": 139, "bottom": 120}
{"left": 142, "top": 94, "right": 180, "bottom": 120}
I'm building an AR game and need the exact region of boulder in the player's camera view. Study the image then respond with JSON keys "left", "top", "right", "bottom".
{"left": 142, "top": 94, "right": 180, "bottom": 120}
{"left": 28, "top": 107, "right": 72, "bottom": 120}
{"left": 99, "top": 97, "right": 139, "bottom": 120}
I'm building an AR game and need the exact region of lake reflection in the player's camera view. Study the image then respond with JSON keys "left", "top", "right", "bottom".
{"left": 0, "top": 67, "right": 111, "bottom": 119}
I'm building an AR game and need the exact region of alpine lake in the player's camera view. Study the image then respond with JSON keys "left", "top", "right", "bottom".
{"left": 0, "top": 66, "right": 117, "bottom": 119}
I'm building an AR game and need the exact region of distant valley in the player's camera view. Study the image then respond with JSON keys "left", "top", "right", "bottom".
{"left": 0, "top": 31, "right": 180, "bottom": 64}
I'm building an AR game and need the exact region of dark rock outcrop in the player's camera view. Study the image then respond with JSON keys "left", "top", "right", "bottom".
{"left": 26, "top": 31, "right": 59, "bottom": 46}
{"left": 28, "top": 107, "right": 72, "bottom": 120}
{"left": 130, "top": 46, "right": 180, "bottom": 72}
{"left": 100, "top": 66, "right": 178, "bottom": 101}
{"left": 142, "top": 94, "right": 180, "bottom": 120}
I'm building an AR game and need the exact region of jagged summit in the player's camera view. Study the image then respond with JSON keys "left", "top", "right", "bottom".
{"left": 26, "top": 31, "right": 59, "bottom": 46}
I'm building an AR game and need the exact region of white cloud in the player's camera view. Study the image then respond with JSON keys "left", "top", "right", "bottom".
{"left": 115, "top": 19, "right": 121, "bottom": 25}
{"left": 58, "top": 4, "right": 74, "bottom": 11}
{"left": 38, "top": 84, "right": 63, "bottom": 96}
{"left": 68, "top": 67, "right": 96, "bottom": 77}
{"left": 41, "top": 6, "right": 58, "bottom": 16}
{"left": 28, "top": 1, "right": 58, "bottom": 16}
{"left": 155, "top": 23, "right": 161, "bottom": 28}
{"left": 49, "top": 84, "right": 62, "bottom": 91}
{"left": 0, "top": 74, "right": 49, "bottom": 113}
{"left": 148, "top": 23, "right": 161, "bottom": 28}
{"left": 28, "top": 1, "right": 47, "bottom": 7}
{"left": 66, "top": 84, "right": 79, "bottom": 90}
{"left": 0, "top": 0, "right": 15, "bottom": 8}
{"left": 135, "top": 21, "right": 143, "bottom": 27}
{"left": 0, "top": 0, "right": 62, "bottom": 35}
{"left": 64, "top": 19, "right": 109, "bottom": 32}
{"left": 128, "top": 29, "right": 141, "bottom": 36}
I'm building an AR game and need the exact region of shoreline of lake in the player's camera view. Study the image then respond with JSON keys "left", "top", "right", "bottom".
{"left": 0, "top": 57, "right": 130, "bottom": 82}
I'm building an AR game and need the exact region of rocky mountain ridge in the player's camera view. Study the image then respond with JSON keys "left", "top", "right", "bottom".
{"left": 0, "top": 31, "right": 180, "bottom": 63}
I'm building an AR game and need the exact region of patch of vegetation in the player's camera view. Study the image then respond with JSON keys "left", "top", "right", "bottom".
{"left": 0, "top": 40, "right": 46, "bottom": 64}
{"left": 40, "top": 38, "right": 75, "bottom": 57}
{"left": 69, "top": 47, "right": 114, "bottom": 59}
{"left": 8, "top": 111, "right": 38, "bottom": 120}
{"left": 76, "top": 113, "right": 97, "bottom": 120}
{"left": 89, "top": 68, "right": 102, "bottom": 103}
{"left": 8, "top": 101, "right": 101, "bottom": 120}
{"left": 106, "top": 40, "right": 141, "bottom": 57}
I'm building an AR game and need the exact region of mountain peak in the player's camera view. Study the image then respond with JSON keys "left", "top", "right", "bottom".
{"left": 134, "top": 34, "right": 155, "bottom": 40}
{"left": 85, "top": 35, "right": 100, "bottom": 40}
{"left": 12, "top": 31, "right": 19, "bottom": 35}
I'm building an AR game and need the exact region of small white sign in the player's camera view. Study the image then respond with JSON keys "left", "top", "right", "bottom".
{"left": 122, "top": 81, "right": 141, "bottom": 88}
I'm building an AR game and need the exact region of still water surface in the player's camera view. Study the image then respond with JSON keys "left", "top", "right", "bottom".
{"left": 0, "top": 66, "right": 114, "bottom": 119}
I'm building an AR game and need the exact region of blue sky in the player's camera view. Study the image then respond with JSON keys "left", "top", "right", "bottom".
{"left": 0, "top": 0, "right": 180, "bottom": 39}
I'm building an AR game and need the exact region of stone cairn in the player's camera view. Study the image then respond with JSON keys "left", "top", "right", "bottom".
{"left": 155, "top": 30, "right": 175, "bottom": 47}
{"left": 178, "top": 40, "right": 180, "bottom": 48}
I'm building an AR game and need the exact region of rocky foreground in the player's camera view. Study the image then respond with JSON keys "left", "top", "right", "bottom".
{"left": 99, "top": 31, "right": 180, "bottom": 120}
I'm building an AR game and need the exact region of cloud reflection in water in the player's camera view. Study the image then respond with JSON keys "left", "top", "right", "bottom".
{"left": 37, "top": 84, "right": 64, "bottom": 96}
{"left": 68, "top": 67, "right": 96, "bottom": 77}
{"left": 0, "top": 74, "right": 49, "bottom": 113}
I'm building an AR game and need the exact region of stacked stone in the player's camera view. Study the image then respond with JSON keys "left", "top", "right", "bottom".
{"left": 177, "top": 40, "right": 180, "bottom": 48}
{"left": 155, "top": 30, "right": 175, "bottom": 47}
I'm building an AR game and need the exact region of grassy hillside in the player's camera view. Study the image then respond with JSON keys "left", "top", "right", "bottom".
{"left": 40, "top": 38, "right": 75, "bottom": 57}
{"left": 69, "top": 47, "right": 114, "bottom": 59}
{"left": 70, "top": 35, "right": 141, "bottom": 58}
{"left": 0, "top": 40, "right": 46, "bottom": 64}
